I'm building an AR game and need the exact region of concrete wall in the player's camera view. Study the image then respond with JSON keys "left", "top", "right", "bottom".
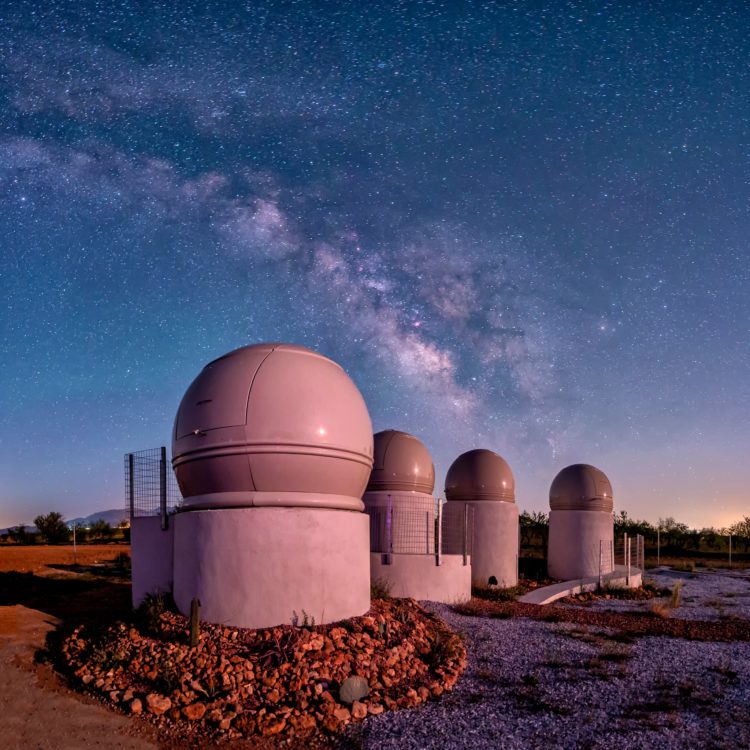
{"left": 131, "top": 516, "right": 174, "bottom": 607}
{"left": 370, "top": 553, "right": 471, "bottom": 603}
{"left": 448, "top": 501, "right": 518, "bottom": 588}
{"left": 548, "top": 510, "right": 614, "bottom": 580}
{"left": 172, "top": 506, "right": 370, "bottom": 629}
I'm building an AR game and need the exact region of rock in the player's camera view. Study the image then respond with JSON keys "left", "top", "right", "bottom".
{"left": 368, "top": 703, "right": 384, "bottom": 715}
{"left": 260, "top": 716, "right": 287, "bottom": 736}
{"left": 182, "top": 702, "right": 206, "bottom": 721}
{"left": 339, "top": 675, "right": 370, "bottom": 704}
{"left": 333, "top": 706, "right": 351, "bottom": 724}
{"left": 81, "top": 674, "right": 93, "bottom": 685}
{"left": 130, "top": 698, "right": 143, "bottom": 715}
{"left": 145, "top": 693, "right": 172, "bottom": 716}
{"left": 351, "top": 701, "right": 368, "bottom": 720}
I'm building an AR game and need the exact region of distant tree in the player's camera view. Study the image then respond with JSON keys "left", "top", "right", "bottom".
{"left": 72, "top": 522, "right": 89, "bottom": 543}
{"left": 699, "top": 527, "right": 724, "bottom": 551}
{"left": 8, "top": 525, "right": 35, "bottom": 544}
{"left": 519, "top": 511, "right": 549, "bottom": 550}
{"left": 89, "top": 519, "right": 114, "bottom": 540}
{"left": 729, "top": 517, "right": 750, "bottom": 553}
{"left": 658, "top": 516, "right": 691, "bottom": 551}
{"left": 33, "top": 512, "right": 71, "bottom": 544}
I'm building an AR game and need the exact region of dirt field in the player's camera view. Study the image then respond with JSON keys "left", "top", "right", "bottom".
{"left": 0, "top": 543, "right": 158, "bottom": 749}
{"left": 0, "top": 543, "right": 131, "bottom": 574}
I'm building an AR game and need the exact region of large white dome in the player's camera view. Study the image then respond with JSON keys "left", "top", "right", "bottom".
{"left": 172, "top": 343, "right": 373, "bottom": 508}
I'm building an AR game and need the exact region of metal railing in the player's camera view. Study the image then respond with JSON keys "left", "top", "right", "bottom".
{"left": 124, "top": 447, "right": 182, "bottom": 528}
{"left": 365, "top": 496, "right": 473, "bottom": 566}
{"left": 615, "top": 533, "right": 644, "bottom": 585}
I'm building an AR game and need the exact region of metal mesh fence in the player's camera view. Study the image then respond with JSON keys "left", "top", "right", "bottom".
{"left": 365, "top": 496, "right": 473, "bottom": 562}
{"left": 440, "top": 503, "right": 475, "bottom": 562}
{"left": 124, "top": 447, "right": 183, "bottom": 521}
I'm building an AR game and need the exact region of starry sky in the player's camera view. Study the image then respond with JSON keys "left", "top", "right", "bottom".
{"left": 1, "top": 1, "right": 748, "bottom": 530}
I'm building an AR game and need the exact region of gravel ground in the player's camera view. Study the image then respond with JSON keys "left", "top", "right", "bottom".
{"left": 586, "top": 567, "right": 750, "bottom": 622}
{"left": 352, "top": 568, "right": 750, "bottom": 750}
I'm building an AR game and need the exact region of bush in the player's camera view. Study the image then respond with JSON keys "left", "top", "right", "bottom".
{"left": 34, "top": 512, "right": 71, "bottom": 544}
{"left": 89, "top": 520, "right": 114, "bottom": 540}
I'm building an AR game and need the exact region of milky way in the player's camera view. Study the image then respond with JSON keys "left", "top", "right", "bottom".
{"left": 1, "top": 1, "right": 748, "bottom": 528}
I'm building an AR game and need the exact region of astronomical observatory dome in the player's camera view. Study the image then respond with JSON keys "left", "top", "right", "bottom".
{"left": 549, "top": 464, "right": 613, "bottom": 512}
{"left": 445, "top": 449, "right": 515, "bottom": 503}
{"left": 365, "top": 430, "right": 435, "bottom": 494}
{"left": 172, "top": 343, "right": 373, "bottom": 507}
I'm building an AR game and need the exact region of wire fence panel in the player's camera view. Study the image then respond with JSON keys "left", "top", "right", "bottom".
{"left": 365, "top": 496, "right": 473, "bottom": 563}
{"left": 440, "top": 503, "right": 474, "bottom": 562}
{"left": 124, "top": 447, "right": 182, "bottom": 521}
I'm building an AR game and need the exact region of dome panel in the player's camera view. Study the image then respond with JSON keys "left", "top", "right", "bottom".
{"left": 549, "top": 464, "right": 613, "bottom": 512}
{"left": 365, "top": 430, "right": 435, "bottom": 494}
{"left": 445, "top": 448, "right": 515, "bottom": 502}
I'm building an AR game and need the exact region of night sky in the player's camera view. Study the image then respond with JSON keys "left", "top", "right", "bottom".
{"left": 1, "top": 1, "right": 748, "bottom": 530}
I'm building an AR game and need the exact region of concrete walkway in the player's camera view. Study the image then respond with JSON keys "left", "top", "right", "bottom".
{"left": 519, "top": 565, "right": 643, "bottom": 605}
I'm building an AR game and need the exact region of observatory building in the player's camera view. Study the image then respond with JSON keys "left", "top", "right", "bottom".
{"left": 547, "top": 463, "right": 614, "bottom": 580}
{"left": 445, "top": 448, "right": 519, "bottom": 588}
{"left": 135, "top": 343, "right": 374, "bottom": 629}
{"left": 363, "top": 430, "right": 471, "bottom": 602}
{"left": 364, "top": 430, "right": 436, "bottom": 553}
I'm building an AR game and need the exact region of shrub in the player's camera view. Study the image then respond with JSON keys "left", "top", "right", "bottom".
{"left": 34, "top": 512, "right": 71, "bottom": 544}
{"left": 135, "top": 592, "right": 168, "bottom": 635}
{"left": 370, "top": 578, "right": 392, "bottom": 600}
{"left": 114, "top": 552, "right": 131, "bottom": 574}
{"left": 89, "top": 520, "right": 114, "bottom": 540}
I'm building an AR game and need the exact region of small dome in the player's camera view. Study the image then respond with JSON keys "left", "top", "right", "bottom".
{"left": 444, "top": 449, "right": 515, "bottom": 502}
{"left": 172, "top": 343, "right": 373, "bottom": 506}
{"left": 365, "top": 430, "right": 435, "bottom": 494}
{"left": 549, "top": 464, "right": 613, "bottom": 512}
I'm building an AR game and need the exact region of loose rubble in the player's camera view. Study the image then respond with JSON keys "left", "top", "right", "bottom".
{"left": 60, "top": 598, "right": 465, "bottom": 743}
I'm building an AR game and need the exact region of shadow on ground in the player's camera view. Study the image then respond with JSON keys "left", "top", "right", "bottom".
{"left": 0, "top": 569, "right": 132, "bottom": 631}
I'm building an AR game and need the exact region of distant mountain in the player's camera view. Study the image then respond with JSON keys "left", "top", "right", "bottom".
{"left": 67, "top": 508, "right": 129, "bottom": 528}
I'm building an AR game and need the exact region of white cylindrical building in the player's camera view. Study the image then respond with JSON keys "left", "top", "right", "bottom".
{"left": 547, "top": 463, "right": 614, "bottom": 581}
{"left": 170, "top": 343, "right": 374, "bottom": 629}
{"left": 445, "top": 449, "right": 519, "bottom": 588}
{"left": 364, "top": 430, "right": 470, "bottom": 602}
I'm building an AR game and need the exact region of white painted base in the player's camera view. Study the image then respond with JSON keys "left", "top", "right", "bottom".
{"left": 448, "top": 501, "right": 518, "bottom": 588}
{"left": 548, "top": 510, "right": 614, "bottom": 580}
{"left": 131, "top": 516, "right": 174, "bottom": 607}
{"left": 370, "top": 552, "right": 471, "bottom": 603}
{"left": 173, "top": 506, "right": 370, "bottom": 629}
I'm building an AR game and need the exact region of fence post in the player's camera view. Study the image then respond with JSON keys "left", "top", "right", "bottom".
{"left": 729, "top": 533, "right": 732, "bottom": 569}
{"left": 626, "top": 535, "right": 631, "bottom": 586}
{"left": 657, "top": 526, "right": 660, "bottom": 566}
{"left": 160, "top": 446, "right": 168, "bottom": 530}
{"left": 598, "top": 540, "right": 604, "bottom": 589}
{"left": 385, "top": 494, "right": 393, "bottom": 564}
{"left": 462, "top": 504, "right": 469, "bottom": 566}
{"left": 436, "top": 501, "right": 442, "bottom": 567}
{"left": 128, "top": 453, "right": 135, "bottom": 520}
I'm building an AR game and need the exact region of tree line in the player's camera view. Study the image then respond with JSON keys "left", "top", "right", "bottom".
{"left": 520, "top": 510, "right": 750, "bottom": 554}
{"left": 2, "top": 511, "right": 129, "bottom": 544}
